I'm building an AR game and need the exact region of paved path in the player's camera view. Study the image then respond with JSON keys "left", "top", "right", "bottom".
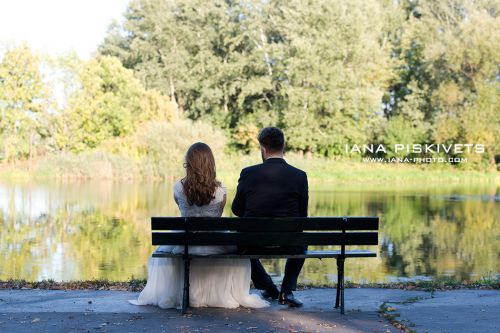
{"left": 384, "top": 289, "right": 500, "bottom": 333}
{"left": 0, "top": 288, "right": 498, "bottom": 333}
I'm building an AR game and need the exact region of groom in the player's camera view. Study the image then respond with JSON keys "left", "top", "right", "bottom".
{"left": 232, "top": 127, "right": 308, "bottom": 307}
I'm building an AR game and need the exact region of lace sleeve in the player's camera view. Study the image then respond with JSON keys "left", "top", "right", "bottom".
{"left": 217, "top": 184, "right": 227, "bottom": 216}
{"left": 173, "top": 180, "right": 185, "bottom": 208}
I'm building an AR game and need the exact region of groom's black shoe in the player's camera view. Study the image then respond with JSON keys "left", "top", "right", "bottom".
{"left": 261, "top": 289, "right": 279, "bottom": 300}
{"left": 278, "top": 292, "right": 303, "bottom": 307}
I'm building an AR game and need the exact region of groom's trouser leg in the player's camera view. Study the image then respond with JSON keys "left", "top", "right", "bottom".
{"left": 250, "top": 259, "right": 278, "bottom": 291}
{"left": 281, "top": 258, "right": 306, "bottom": 294}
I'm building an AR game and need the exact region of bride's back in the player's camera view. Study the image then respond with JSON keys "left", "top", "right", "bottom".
{"left": 174, "top": 180, "right": 226, "bottom": 217}
{"left": 175, "top": 142, "right": 226, "bottom": 218}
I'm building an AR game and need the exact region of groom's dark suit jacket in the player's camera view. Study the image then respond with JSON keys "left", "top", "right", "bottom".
{"left": 232, "top": 157, "right": 308, "bottom": 293}
{"left": 231, "top": 157, "right": 308, "bottom": 219}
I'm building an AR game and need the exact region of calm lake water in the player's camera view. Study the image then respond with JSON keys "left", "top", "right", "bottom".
{"left": 0, "top": 180, "right": 498, "bottom": 284}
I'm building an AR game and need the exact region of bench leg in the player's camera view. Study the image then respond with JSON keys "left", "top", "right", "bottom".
{"left": 335, "top": 258, "right": 345, "bottom": 314}
{"left": 340, "top": 258, "right": 345, "bottom": 315}
{"left": 181, "top": 258, "right": 190, "bottom": 315}
{"left": 335, "top": 259, "right": 341, "bottom": 308}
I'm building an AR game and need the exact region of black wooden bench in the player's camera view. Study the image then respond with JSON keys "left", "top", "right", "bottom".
{"left": 151, "top": 216, "right": 379, "bottom": 314}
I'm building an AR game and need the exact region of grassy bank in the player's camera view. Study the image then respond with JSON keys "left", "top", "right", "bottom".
{"left": 1, "top": 151, "right": 498, "bottom": 188}
{"left": 229, "top": 155, "right": 499, "bottom": 189}
{"left": 1, "top": 276, "right": 498, "bottom": 292}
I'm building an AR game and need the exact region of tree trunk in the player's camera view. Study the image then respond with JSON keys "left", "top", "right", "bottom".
{"left": 223, "top": 58, "right": 229, "bottom": 114}
{"left": 169, "top": 76, "right": 179, "bottom": 118}
{"left": 223, "top": 91, "right": 229, "bottom": 114}
{"left": 3, "top": 139, "right": 8, "bottom": 164}
{"left": 29, "top": 129, "right": 33, "bottom": 171}
{"left": 259, "top": 27, "right": 273, "bottom": 76}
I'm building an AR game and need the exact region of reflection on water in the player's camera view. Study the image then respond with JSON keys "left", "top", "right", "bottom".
{"left": 0, "top": 180, "right": 498, "bottom": 283}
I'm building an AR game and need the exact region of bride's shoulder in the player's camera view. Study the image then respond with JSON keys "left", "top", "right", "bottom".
{"left": 215, "top": 182, "right": 227, "bottom": 199}
{"left": 217, "top": 182, "right": 227, "bottom": 193}
{"left": 173, "top": 179, "right": 185, "bottom": 195}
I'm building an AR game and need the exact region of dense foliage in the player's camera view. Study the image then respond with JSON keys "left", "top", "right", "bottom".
{"left": 99, "top": 0, "right": 499, "bottom": 167}
{"left": 0, "top": 0, "right": 498, "bottom": 172}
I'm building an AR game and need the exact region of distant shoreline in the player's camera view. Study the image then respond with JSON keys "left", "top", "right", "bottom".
{"left": 0, "top": 154, "right": 498, "bottom": 187}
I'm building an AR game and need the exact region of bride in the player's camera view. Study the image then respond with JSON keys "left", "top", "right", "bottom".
{"left": 130, "top": 142, "right": 269, "bottom": 309}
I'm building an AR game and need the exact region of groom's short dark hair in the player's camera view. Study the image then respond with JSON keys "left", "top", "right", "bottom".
{"left": 258, "top": 127, "right": 285, "bottom": 152}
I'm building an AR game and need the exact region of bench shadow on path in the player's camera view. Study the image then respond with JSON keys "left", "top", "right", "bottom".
{"left": 147, "top": 302, "right": 400, "bottom": 333}
{"left": 0, "top": 288, "right": 410, "bottom": 333}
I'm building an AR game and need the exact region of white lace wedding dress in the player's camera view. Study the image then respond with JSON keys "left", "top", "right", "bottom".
{"left": 129, "top": 181, "right": 269, "bottom": 309}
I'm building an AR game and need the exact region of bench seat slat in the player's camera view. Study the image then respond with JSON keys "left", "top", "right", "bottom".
{"left": 152, "top": 217, "right": 379, "bottom": 231}
{"left": 152, "top": 231, "right": 378, "bottom": 246}
{"left": 152, "top": 249, "right": 376, "bottom": 259}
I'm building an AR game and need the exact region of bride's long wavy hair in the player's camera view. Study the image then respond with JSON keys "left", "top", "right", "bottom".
{"left": 182, "top": 142, "right": 221, "bottom": 206}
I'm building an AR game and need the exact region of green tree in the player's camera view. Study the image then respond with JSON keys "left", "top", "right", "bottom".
{"left": 59, "top": 56, "right": 156, "bottom": 152}
{"left": 269, "top": 0, "right": 397, "bottom": 155}
{"left": 100, "top": 0, "right": 398, "bottom": 156}
{"left": 100, "top": 0, "right": 278, "bottom": 144}
{"left": 389, "top": 0, "right": 500, "bottom": 167}
{"left": 0, "top": 45, "right": 51, "bottom": 164}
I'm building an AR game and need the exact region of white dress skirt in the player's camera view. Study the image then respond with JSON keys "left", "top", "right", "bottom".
{"left": 129, "top": 181, "right": 269, "bottom": 309}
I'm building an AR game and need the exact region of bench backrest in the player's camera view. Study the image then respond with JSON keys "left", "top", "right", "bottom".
{"left": 151, "top": 217, "right": 379, "bottom": 247}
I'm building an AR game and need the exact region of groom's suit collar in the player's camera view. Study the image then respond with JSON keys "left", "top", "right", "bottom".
{"left": 264, "top": 157, "right": 286, "bottom": 164}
